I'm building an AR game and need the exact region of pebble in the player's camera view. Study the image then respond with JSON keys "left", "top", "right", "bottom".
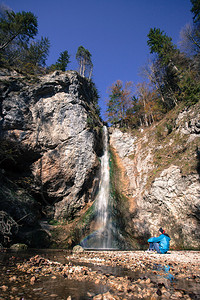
{"left": 1, "top": 285, "right": 8, "bottom": 291}
{"left": 9, "top": 275, "right": 17, "bottom": 282}
{"left": 30, "top": 276, "right": 36, "bottom": 285}
{"left": 93, "top": 294, "right": 103, "bottom": 300}
{"left": 2, "top": 251, "right": 198, "bottom": 300}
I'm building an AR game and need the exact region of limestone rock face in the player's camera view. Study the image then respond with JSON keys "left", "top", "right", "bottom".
{"left": 0, "top": 69, "right": 102, "bottom": 246}
{"left": 110, "top": 104, "right": 200, "bottom": 249}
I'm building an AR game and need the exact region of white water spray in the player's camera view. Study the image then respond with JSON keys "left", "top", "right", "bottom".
{"left": 80, "top": 126, "right": 118, "bottom": 249}
{"left": 95, "top": 126, "right": 110, "bottom": 247}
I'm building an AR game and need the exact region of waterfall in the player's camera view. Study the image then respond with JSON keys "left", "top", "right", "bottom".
{"left": 95, "top": 126, "right": 111, "bottom": 248}
{"left": 96, "top": 126, "right": 110, "bottom": 229}
{"left": 80, "top": 126, "right": 115, "bottom": 249}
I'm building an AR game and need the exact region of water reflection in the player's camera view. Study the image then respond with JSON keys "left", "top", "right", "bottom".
{"left": 153, "top": 263, "right": 174, "bottom": 281}
{"left": 0, "top": 250, "right": 199, "bottom": 299}
{"left": 0, "top": 249, "right": 108, "bottom": 299}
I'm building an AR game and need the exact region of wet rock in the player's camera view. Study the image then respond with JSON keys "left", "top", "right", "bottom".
{"left": 156, "top": 288, "right": 162, "bottom": 296}
{"left": 102, "top": 291, "right": 118, "bottom": 299}
{"left": 30, "top": 276, "right": 36, "bottom": 285}
{"left": 93, "top": 294, "right": 103, "bottom": 300}
{"left": 16, "top": 251, "right": 200, "bottom": 300}
{"left": 1, "top": 285, "right": 8, "bottom": 291}
{"left": 173, "top": 291, "right": 184, "bottom": 298}
{"left": 9, "top": 275, "right": 17, "bottom": 282}
{"left": 10, "top": 243, "right": 28, "bottom": 251}
{"left": 150, "top": 293, "right": 159, "bottom": 300}
{"left": 72, "top": 245, "right": 84, "bottom": 253}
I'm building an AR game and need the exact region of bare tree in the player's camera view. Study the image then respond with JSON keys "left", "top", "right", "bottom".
{"left": 180, "top": 23, "right": 200, "bottom": 56}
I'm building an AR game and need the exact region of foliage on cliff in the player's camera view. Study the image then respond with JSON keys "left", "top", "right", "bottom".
{"left": 106, "top": 0, "right": 200, "bottom": 129}
{"left": 0, "top": 5, "right": 94, "bottom": 82}
{"left": 109, "top": 99, "right": 200, "bottom": 249}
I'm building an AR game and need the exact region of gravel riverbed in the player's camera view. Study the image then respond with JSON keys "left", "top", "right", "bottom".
{"left": 0, "top": 250, "right": 199, "bottom": 299}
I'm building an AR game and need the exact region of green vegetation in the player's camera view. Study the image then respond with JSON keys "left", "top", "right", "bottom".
{"left": 49, "top": 50, "right": 70, "bottom": 72}
{"left": 143, "top": 103, "right": 200, "bottom": 188}
{"left": 106, "top": 80, "right": 134, "bottom": 127}
{"left": 76, "top": 46, "right": 93, "bottom": 79}
{"left": 109, "top": 147, "right": 139, "bottom": 249}
{"left": 0, "top": 10, "right": 38, "bottom": 51}
{"left": 106, "top": 0, "right": 200, "bottom": 129}
{"left": 147, "top": 27, "right": 177, "bottom": 66}
{"left": 0, "top": 8, "right": 49, "bottom": 73}
{"left": 0, "top": 5, "right": 101, "bottom": 120}
{"left": 0, "top": 7, "right": 94, "bottom": 81}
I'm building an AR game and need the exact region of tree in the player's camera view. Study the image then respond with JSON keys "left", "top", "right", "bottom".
{"left": 0, "top": 10, "right": 38, "bottom": 51}
{"left": 106, "top": 80, "right": 133, "bottom": 127}
{"left": 140, "top": 59, "right": 166, "bottom": 104}
{"left": 106, "top": 81, "right": 122, "bottom": 126}
{"left": 147, "top": 28, "right": 177, "bottom": 66}
{"left": 76, "top": 46, "right": 93, "bottom": 79}
{"left": 191, "top": 0, "right": 200, "bottom": 23}
{"left": 20, "top": 37, "right": 50, "bottom": 73}
{"left": 125, "top": 96, "right": 143, "bottom": 128}
{"left": 49, "top": 50, "right": 70, "bottom": 71}
{"left": 147, "top": 28, "right": 183, "bottom": 108}
{"left": 180, "top": 23, "right": 200, "bottom": 56}
{"left": 136, "top": 82, "right": 157, "bottom": 126}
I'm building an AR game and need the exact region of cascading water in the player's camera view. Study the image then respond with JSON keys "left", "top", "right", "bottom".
{"left": 95, "top": 126, "right": 111, "bottom": 248}
{"left": 80, "top": 126, "right": 117, "bottom": 249}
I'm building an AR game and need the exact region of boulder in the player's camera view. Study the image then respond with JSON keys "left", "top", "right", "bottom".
{"left": 72, "top": 245, "right": 85, "bottom": 253}
{"left": 10, "top": 243, "right": 28, "bottom": 250}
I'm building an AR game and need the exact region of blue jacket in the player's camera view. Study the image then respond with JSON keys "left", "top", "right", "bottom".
{"left": 148, "top": 234, "right": 171, "bottom": 253}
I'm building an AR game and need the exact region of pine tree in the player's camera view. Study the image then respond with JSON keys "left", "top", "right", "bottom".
{"left": 191, "top": 0, "right": 200, "bottom": 23}
{"left": 147, "top": 28, "right": 182, "bottom": 108}
{"left": 20, "top": 37, "right": 50, "bottom": 73}
{"left": 76, "top": 46, "right": 93, "bottom": 79}
{"left": 0, "top": 10, "right": 38, "bottom": 51}
{"left": 49, "top": 50, "right": 70, "bottom": 72}
{"left": 147, "top": 28, "right": 177, "bottom": 66}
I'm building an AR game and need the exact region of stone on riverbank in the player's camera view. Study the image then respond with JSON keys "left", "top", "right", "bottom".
{"left": 15, "top": 251, "right": 200, "bottom": 299}
{"left": 10, "top": 243, "right": 28, "bottom": 251}
{"left": 72, "top": 245, "right": 85, "bottom": 253}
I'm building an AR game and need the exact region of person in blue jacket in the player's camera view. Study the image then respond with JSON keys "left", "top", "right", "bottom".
{"left": 147, "top": 227, "right": 171, "bottom": 253}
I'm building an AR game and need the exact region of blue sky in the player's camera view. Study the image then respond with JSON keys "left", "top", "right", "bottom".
{"left": 2, "top": 0, "right": 192, "bottom": 120}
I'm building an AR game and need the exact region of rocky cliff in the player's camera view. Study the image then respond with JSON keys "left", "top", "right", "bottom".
{"left": 0, "top": 69, "right": 103, "bottom": 247}
{"left": 1, "top": 68, "right": 199, "bottom": 250}
{"left": 109, "top": 103, "right": 200, "bottom": 249}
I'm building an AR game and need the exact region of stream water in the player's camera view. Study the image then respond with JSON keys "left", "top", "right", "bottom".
{"left": 0, "top": 249, "right": 200, "bottom": 300}
{"left": 0, "top": 249, "right": 108, "bottom": 300}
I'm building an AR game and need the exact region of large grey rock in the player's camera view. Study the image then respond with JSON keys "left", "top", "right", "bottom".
{"left": 110, "top": 104, "right": 200, "bottom": 249}
{"left": 0, "top": 70, "right": 102, "bottom": 225}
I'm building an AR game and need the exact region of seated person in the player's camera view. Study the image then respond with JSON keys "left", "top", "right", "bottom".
{"left": 147, "top": 227, "right": 171, "bottom": 253}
